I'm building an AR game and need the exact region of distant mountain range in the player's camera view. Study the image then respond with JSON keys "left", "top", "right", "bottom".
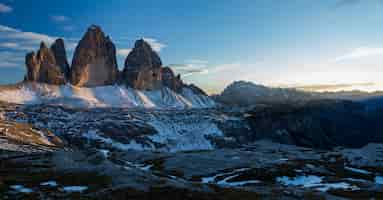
{"left": 213, "top": 81, "right": 383, "bottom": 107}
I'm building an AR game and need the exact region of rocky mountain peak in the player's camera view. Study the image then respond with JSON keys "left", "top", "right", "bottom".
{"left": 36, "top": 42, "right": 55, "bottom": 64}
{"left": 134, "top": 39, "right": 151, "bottom": 50}
{"left": 24, "top": 40, "right": 66, "bottom": 85}
{"left": 88, "top": 24, "right": 102, "bottom": 31}
{"left": 70, "top": 25, "right": 118, "bottom": 87}
{"left": 121, "top": 39, "right": 163, "bottom": 90}
{"left": 39, "top": 41, "right": 48, "bottom": 49}
{"left": 21, "top": 25, "right": 210, "bottom": 96}
{"left": 50, "top": 39, "right": 70, "bottom": 79}
{"left": 125, "top": 39, "right": 162, "bottom": 70}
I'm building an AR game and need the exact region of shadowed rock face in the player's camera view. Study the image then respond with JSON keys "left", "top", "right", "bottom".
{"left": 246, "top": 100, "right": 383, "bottom": 149}
{"left": 70, "top": 25, "right": 118, "bottom": 87}
{"left": 25, "top": 42, "right": 66, "bottom": 85}
{"left": 50, "top": 38, "right": 70, "bottom": 80}
{"left": 186, "top": 84, "right": 208, "bottom": 96}
{"left": 161, "top": 67, "right": 183, "bottom": 93}
{"left": 122, "top": 39, "right": 163, "bottom": 90}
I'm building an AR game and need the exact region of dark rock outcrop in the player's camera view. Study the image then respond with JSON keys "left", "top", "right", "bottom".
{"left": 186, "top": 84, "right": 208, "bottom": 96}
{"left": 161, "top": 67, "right": 183, "bottom": 92}
{"left": 50, "top": 38, "right": 70, "bottom": 80}
{"left": 25, "top": 41, "right": 66, "bottom": 85}
{"left": 70, "top": 25, "right": 118, "bottom": 87}
{"left": 122, "top": 39, "right": 163, "bottom": 90}
{"left": 246, "top": 100, "right": 383, "bottom": 149}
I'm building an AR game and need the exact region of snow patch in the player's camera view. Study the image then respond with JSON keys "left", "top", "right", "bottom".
{"left": 216, "top": 174, "right": 260, "bottom": 187}
{"left": 40, "top": 181, "right": 58, "bottom": 187}
{"left": 202, "top": 168, "right": 250, "bottom": 184}
{"left": 125, "top": 161, "right": 153, "bottom": 171}
{"left": 10, "top": 185, "right": 34, "bottom": 193}
{"left": 83, "top": 130, "right": 150, "bottom": 151}
{"left": 147, "top": 114, "right": 223, "bottom": 152}
{"left": 344, "top": 178, "right": 368, "bottom": 183}
{"left": 62, "top": 186, "right": 88, "bottom": 193}
{"left": 0, "top": 83, "right": 215, "bottom": 109}
{"left": 0, "top": 86, "right": 40, "bottom": 104}
{"left": 344, "top": 166, "right": 371, "bottom": 175}
{"left": 277, "top": 175, "right": 359, "bottom": 192}
{"left": 99, "top": 149, "right": 110, "bottom": 158}
{"left": 277, "top": 175, "right": 322, "bottom": 187}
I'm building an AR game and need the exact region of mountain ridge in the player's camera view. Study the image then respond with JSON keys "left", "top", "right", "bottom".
{"left": 214, "top": 80, "right": 383, "bottom": 106}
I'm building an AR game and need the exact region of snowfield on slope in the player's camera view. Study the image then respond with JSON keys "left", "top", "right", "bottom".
{"left": 0, "top": 83, "right": 215, "bottom": 109}
{"left": 82, "top": 111, "right": 224, "bottom": 152}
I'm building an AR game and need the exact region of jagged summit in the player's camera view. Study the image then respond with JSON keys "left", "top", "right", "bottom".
{"left": 50, "top": 38, "right": 70, "bottom": 80}
{"left": 24, "top": 39, "right": 67, "bottom": 85}
{"left": 161, "top": 67, "right": 183, "bottom": 93}
{"left": 122, "top": 38, "right": 163, "bottom": 90}
{"left": 70, "top": 25, "right": 118, "bottom": 87}
{"left": 39, "top": 41, "right": 48, "bottom": 49}
{"left": 88, "top": 24, "right": 102, "bottom": 30}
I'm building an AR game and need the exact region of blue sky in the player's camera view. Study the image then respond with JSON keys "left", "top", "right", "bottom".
{"left": 1, "top": 0, "right": 383, "bottom": 93}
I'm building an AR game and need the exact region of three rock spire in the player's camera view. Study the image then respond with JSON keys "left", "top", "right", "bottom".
{"left": 25, "top": 25, "right": 185, "bottom": 92}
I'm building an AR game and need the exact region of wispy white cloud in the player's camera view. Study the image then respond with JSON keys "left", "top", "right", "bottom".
{"left": 0, "top": 24, "right": 56, "bottom": 44}
{"left": 143, "top": 37, "right": 166, "bottom": 52}
{"left": 169, "top": 60, "right": 238, "bottom": 78}
{"left": 184, "top": 59, "right": 208, "bottom": 64}
{"left": 0, "top": 24, "right": 77, "bottom": 68}
{"left": 209, "top": 63, "right": 241, "bottom": 74}
{"left": 117, "top": 48, "right": 132, "bottom": 57}
{"left": 51, "top": 15, "right": 71, "bottom": 22}
{"left": 62, "top": 25, "right": 75, "bottom": 32}
{"left": 0, "top": 3, "right": 12, "bottom": 13}
{"left": 0, "top": 51, "right": 24, "bottom": 68}
{"left": 334, "top": 47, "right": 383, "bottom": 62}
{"left": 0, "top": 42, "right": 34, "bottom": 51}
{"left": 0, "top": 24, "right": 78, "bottom": 48}
{"left": 0, "top": 42, "right": 18, "bottom": 48}
{"left": 0, "top": 25, "right": 18, "bottom": 32}
{"left": 169, "top": 59, "right": 209, "bottom": 77}
{"left": 182, "top": 69, "right": 209, "bottom": 77}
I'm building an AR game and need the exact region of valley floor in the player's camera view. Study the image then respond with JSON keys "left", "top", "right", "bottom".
{"left": 1, "top": 101, "right": 383, "bottom": 199}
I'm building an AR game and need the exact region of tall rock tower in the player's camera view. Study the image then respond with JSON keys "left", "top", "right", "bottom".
{"left": 25, "top": 41, "right": 67, "bottom": 85}
{"left": 70, "top": 25, "right": 118, "bottom": 87}
{"left": 122, "top": 39, "right": 163, "bottom": 90}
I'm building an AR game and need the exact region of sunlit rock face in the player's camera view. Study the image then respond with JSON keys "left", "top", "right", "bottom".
{"left": 25, "top": 41, "right": 66, "bottom": 85}
{"left": 70, "top": 25, "right": 118, "bottom": 87}
{"left": 122, "top": 39, "right": 163, "bottom": 90}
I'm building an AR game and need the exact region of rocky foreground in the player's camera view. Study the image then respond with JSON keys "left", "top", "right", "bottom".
{"left": 1, "top": 100, "right": 383, "bottom": 199}
{"left": 1, "top": 139, "right": 383, "bottom": 199}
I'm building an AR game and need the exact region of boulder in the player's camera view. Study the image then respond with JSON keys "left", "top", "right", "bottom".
{"left": 122, "top": 39, "right": 162, "bottom": 90}
{"left": 25, "top": 42, "right": 66, "bottom": 85}
{"left": 70, "top": 25, "right": 118, "bottom": 87}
